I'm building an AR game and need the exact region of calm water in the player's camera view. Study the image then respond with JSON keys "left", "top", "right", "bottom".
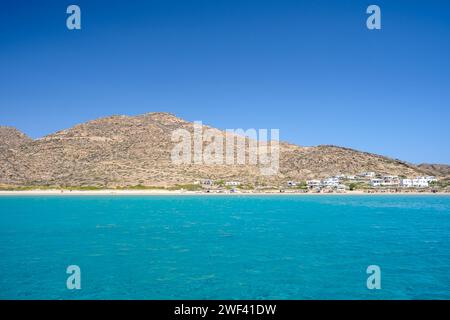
{"left": 0, "top": 195, "right": 449, "bottom": 299}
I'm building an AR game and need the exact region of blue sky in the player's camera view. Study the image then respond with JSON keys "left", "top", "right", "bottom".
{"left": 1, "top": 0, "right": 449, "bottom": 164}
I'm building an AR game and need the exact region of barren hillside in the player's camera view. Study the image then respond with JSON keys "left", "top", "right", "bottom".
{"left": 0, "top": 112, "right": 429, "bottom": 187}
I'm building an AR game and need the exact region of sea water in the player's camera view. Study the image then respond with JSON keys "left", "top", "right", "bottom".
{"left": 0, "top": 195, "right": 449, "bottom": 299}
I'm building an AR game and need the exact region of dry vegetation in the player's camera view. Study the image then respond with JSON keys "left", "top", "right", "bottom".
{"left": 0, "top": 112, "right": 438, "bottom": 188}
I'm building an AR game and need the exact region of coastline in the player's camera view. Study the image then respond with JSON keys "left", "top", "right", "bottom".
{"left": 0, "top": 189, "right": 448, "bottom": 196}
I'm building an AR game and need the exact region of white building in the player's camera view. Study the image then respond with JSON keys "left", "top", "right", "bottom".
{"left": 400, "top": 177, "right": 430, "bottom": 188}
{"left": 322, "top": 177, "right": 340, "bottom": 187}
{"left": 359, "top": 172, "right": 376, "bottom": 178}
{"left": 286, "top": 181, "right": 297, "bottom": 187}
{"left": 225, "top": 181, "right": 240, "bottom": 186}
{"left": 400, "top": 179, "right": 413, "bottom": 187}
{"left": 370, "top": 178, "right": 383, "bottom": 187}
{"left": 382, "top": 175, "right": 400, "bottom": 186}
{"left": 412, "top": 177, "right": 429, "bottom": 188}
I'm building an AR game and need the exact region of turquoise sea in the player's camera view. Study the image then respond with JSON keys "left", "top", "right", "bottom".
{"left": 0, "top": 195, "right": 449, "bottom": 299}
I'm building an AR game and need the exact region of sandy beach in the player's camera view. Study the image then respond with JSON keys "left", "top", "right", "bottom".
{"left": 0, "top": 189, "right": 447, "bottom": 196}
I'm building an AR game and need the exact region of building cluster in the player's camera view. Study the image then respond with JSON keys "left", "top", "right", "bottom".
{"left": 303, "top": 176, "right": 348, "bottom": 192}
{"left": 399, "top": 176, "right": 437, "bottom": 188}
{"left": 196, "top": 173, "right": 440, "bottom": 193}
{"left": 302, "top": 172, "right": 438, "bottom": 191}
{"left": 368, "top": 175, "right": 437, "bottom": 188}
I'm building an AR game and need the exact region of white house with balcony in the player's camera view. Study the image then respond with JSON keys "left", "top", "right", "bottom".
{"left": 322, "top": 177, "right": 340, "bottom": 187}
{"left": 400, "top": 177, "right": 430, "bottom": 188}
{"left": 400, "top": 179, "right": 413, "bottom": 187}
{"left": 382, "top": 175, "right": 400, "bottom": 186}
{"left": 412, "top": 177, "right": 429, "bottom": 188}
{"left": 370, "top": 178, "right": 383, "bottom": 187}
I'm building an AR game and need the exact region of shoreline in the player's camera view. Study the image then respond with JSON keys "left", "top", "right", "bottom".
{"left": 0, "top": 189, "right": 448, "bottom": 196}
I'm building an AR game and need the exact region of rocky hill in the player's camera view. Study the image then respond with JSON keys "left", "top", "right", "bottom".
{"left": 418, "top": 163, "right": 450, "bottom": 179}
{"left": 0, "top": 127, "right": 32, "bottom": 151}
{"left": 0, "top": 112, "right": 431, "bottom": 188}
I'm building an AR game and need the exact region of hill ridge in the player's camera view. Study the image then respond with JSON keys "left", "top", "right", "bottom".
{"left": 0, "top": 112, "right": 440, "bottom": 187}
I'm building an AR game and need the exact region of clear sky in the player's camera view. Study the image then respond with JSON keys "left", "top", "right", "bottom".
{"left": 1, "top": 0, "right": 449, "bottom": 164}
